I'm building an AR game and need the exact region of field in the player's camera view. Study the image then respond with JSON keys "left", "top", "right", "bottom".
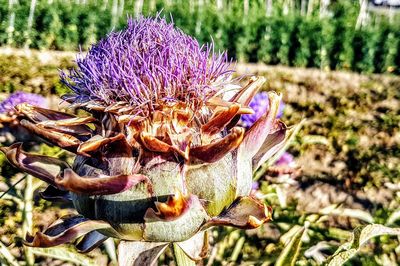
{"left": 0, "top": 49, "right": 399, "bottom": 265}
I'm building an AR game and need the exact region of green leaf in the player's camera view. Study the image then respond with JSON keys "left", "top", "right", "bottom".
{"left": 103, "top": 238, "right": 117, "bottom": 264}
{"left": 319, "top": 205, "right": 374, "bottom": 223}
{"left": 31, "top": 246, "right": 97, "bottom": 266}
{"left": 0, "top": 241, "right": 19, "bottom": 266}
{"left": 327, "top": 224, "right": 400, "bottom": 266}
{"left": 386, "top": 209, "right": 400, "bottom": 226}
{"left": 275, "top": 225, "right": 307, "bottom": 266}
{"left": 301, "top": 135, "right": 329, "bottom": 146}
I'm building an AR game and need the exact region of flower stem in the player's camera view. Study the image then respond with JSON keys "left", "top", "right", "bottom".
{"left": 230, "top": 236, "right": 245, "bottom": 262}
{"left": 22, "top": 174, "right": 34, "bottom": 266}
{"left": 173, "top": 243, "right": 196, "bottom": 266}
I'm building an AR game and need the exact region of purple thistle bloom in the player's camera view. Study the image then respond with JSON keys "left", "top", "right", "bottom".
{"left": 0, "top": 92, "right": 47, "bottom": 114}
{"left": 251, "top": 181, "right": 259, "bottom": 191}
{"left": 278, "top": 101, "right": 285, "bottom": 118}
{"left": 275, "top": 152, "right": 295, "bottom": 166}
{"left": 61, "top": 16, "right": 233, "bottom": 115}
{"left": 240, "top": 92, "right": 285, "bottom": 129}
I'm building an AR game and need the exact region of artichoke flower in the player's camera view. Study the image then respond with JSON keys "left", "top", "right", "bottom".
{"left": 1, "top": 17, "right": 297, "bottom": 263}
{"left": 240, "top": 91, "right": 285, "bottom": 129}
{"left": 0, "top": 92, "right": 48, "bottom": 144}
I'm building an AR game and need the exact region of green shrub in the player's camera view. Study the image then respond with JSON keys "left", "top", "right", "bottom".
{"left": 1, "top": 0, "right": 400, "bottom": 74}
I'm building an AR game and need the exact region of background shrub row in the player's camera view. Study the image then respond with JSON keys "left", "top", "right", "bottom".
{"left": 1, "top": 0, "right": 400, "bottom": 74}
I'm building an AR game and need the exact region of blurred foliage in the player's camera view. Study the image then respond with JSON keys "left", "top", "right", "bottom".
{"left": 1, "top": 0, "right": 400, "bottom": 74}
{"left": 0, "top": 53, "right": 72, "bottom": 95}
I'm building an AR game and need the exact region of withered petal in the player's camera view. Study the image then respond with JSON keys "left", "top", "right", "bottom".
{"left": 140, "top": 133, "right": 172, "bottom": 153}
{"left": 206, "top": 97, "right": 235, "bottom": 108}
{"left": 101, "top": 113, "right": 121, "bottom": 138}
{"left": 37, "top": 116, "right": 96, "bottom": 137}
{"left": 201, "top": 196, "right": 272, "bottom": 230}
{"left": 16, "top": 103, "right": 74, "bottom": 122}
{"left": 172, "top": 108, "right": 192, "bottom": 130}
{"left": 229, "top": 76, "right": 266, "bottom": 106}
{"left": 75, "top": 230, "right": 108, "bottom": 253}
{"left": 60, "top": 93, "right": 77, "bottom": 103}
{"left": 237, "top": 107, "right": 254, "bottom": 115}
{"left": 56, "top": 168, "right": 152, "bottom": 195}
{"left": 104, "top": 101, "right": 130, "bottom": 113}
{"left": 206, "top": 98, "right": 253, "bottom": 114}
{"left": 0, "top": 114, "right": 14, "bottom": 123}
{"left": 42, "top": 116, "right": 96, "bottom": 126}
{"left": 83, "top": 102, "right": 107, "bottom": 111}
{"left": 62, "top": 96, "right": 106, "bottom": 112}
{"left": 117, "top": 114, "right": 132, "bottom": 124}
{"left": 77, "top": 133, "right": 125, "bottom": 156}
{"left": 0, "top": 143, "right": 70, "bottom": 187}
{"left": 168, "top": 130, "right": 192, "bottom": 160}
{"left": 190, "top": 127, "right": 244, "bottom": 163}
{"left": 239, "top": 92, "right": 282, "bottom": 159}
{"left": 253, "top": 121, "right": 303, "bottom": 170}
{"left": 201, "top": 103, "right": 240, "bottom": 136}
{"left": 40, "top": 185, "right": 72, "bottom": 202}
{"left": 20, "top": 119, "right": 81, "bottom": 152}
{"left": 176, "top": 231, "right": 209, "bottom": 261}
{"left": 118, "top": 106, "right": 135, "bottom": 114}
{"left": 252, "top": 120, "right": 287, "bottom": 169}
{"left": 24, "top": 215, "right": 110, "bottom": 248}
{"left": 118, "top": 241, "right": 168, "bottom": 266}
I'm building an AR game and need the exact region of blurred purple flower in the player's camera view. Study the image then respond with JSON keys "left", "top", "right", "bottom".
{"left": 240, "top": 92, "right": 285, "bottom": 129}
{"left": 0, "top": 92, "right": 47, "bottom": 114}
{"left": 275, "top": 152, "right": 295, "bottom": 166}
{"left": 251, "top": 181, "right": 259, "bottom": 191}
{"left": 61, "top": 16, "right": 233, "bottom": 115}
{"left": 278, "top": 101, "right": 285, "bottom": 118}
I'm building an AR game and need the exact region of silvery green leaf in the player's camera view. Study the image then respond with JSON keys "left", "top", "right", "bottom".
{"left": 304, "top": 241, "right": 332, "bottom": 264}
{"left": 0, "top": 241, "right": 19, "bottom": 266}
{"left": 319, "top": 205, "right": 374, "bottom": 223}
{"left": 31, "top": 246, "right": 97, "bottom": 266}
{"left": 386, "top": 209, "right": 400, "bottom": 226}
{"left": 327, "top": 224, "right": 400, "bottom": 266}
{"left": 276, "top": 225, "right": 307, "bottom": 266}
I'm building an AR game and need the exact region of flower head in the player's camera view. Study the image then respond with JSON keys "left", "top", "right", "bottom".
{"left": 61, "top": 16, "right": 232, "bottom": 116}
{"left": 1, "top": 16, "right": 298, "bottom": 264}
